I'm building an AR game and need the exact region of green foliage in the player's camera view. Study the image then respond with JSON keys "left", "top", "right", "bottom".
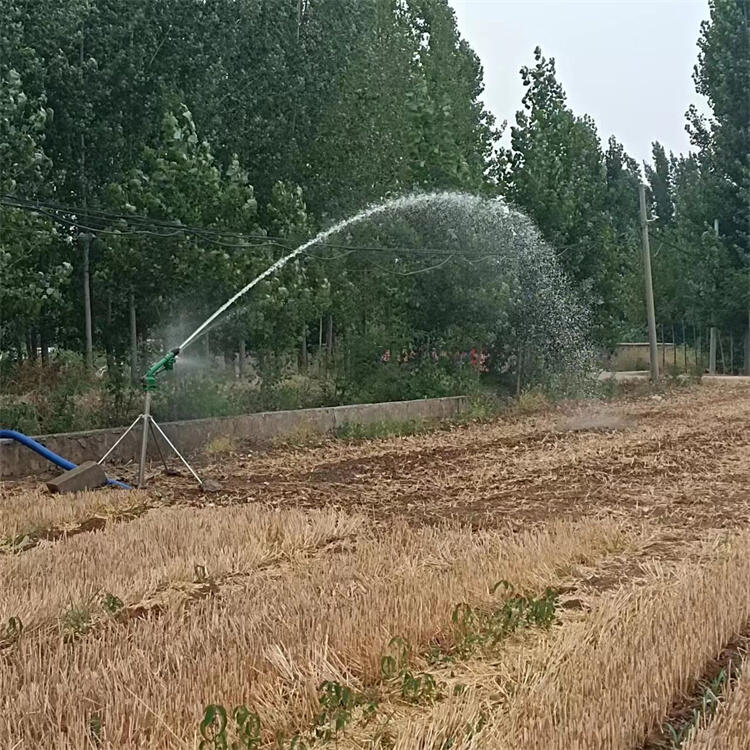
{"left": 0, "top": 616, "right": 23, "bottom": 647}
{"left": 451, "top": 582, "right": 558, "bottom": 657}
{"left": 497, "top": 47, "right": 641, "bottom": 345}
{"left": 100, "top": 592, "right": 124, "bottom": 616}
{"left": 61, "top": 603, "right": 92, "bottom": 640}
{"left": 199, "top": 704, "right": 261, "bottom": 750}
{"left": 313, "top": 680, "right": 376, "bottom": 741}
{"left": 661, "top": 666, "right": 733, "bottom": 748}
{"left": 335, "top": 418, "right": 429, "bottom": 441}
{"left": 88, "top": 713, "right": 103, "bottom": 748}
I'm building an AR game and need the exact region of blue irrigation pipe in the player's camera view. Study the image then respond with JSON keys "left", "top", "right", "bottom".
{"left": 0, "top": 430, "right": 131, "bottom": 490}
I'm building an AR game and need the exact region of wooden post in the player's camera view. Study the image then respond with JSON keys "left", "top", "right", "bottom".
{"left": 639, "top": 184, "right": 659, "bottom": 380}
{"left": 745, "top": 312, "right": 750, "bottom": 375}
{"left": 729, "top": 331, "right": 734, "bottom": 375}
{"left": 718, "top": 331, "right": 726, "bottom": 374}
{"left": 672, "top": 323, "right": 677, "bottom": 373}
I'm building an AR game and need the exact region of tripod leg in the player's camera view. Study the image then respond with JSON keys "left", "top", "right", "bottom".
{"left": 148, "top": 418, "right": 170, "bottom": 473}
{"left": 149, "top": 418, "right": 203, "bottom": 486}
{"left": 137, "top": 392, "right": 152, "bottom": 488}
{"left": 98, "top": 414, "right": 143, "bottom": 465}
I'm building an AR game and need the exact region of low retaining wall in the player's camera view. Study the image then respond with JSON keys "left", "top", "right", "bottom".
{"left": 0, "top": 396, "right": 467, "bottom": 479}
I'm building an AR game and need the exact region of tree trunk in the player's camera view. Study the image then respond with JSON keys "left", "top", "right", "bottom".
{"left": 516, "top": 343, "right": 523, "bottom": 397}
{"left": 326, "top": 314, "right": 334, "bottom": 372}
{"left": 318, "top": 316, "right": 323, "bottom": 373}
{"left": 40, "top": 321, "right": 49, "bottom": 367}
{"left": 729, "top": 331, "right": 734, "bottom": 375}
{"left": 129, "top": 291, "right": 138, "bottom": 385}
{"left": 718, "top": 331, "right": 726, "bottom": 374}
{"left": 299, "top": 325, "right": 307, "bottom": 373}
{"left": 682, "top": 320, "right": 687, "bottom": 373}
{"left": 26, "top": 329, "right": 36, "bottom": 361}
{"left": 238, "top": 337, "right": 246, "bottom": 378}
{"left": 105, "top": 293, "right": 115, "bottom": 378}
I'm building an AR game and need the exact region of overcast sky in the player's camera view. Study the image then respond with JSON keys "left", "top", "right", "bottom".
{"left": 448, "top": 0, "right": 710, "bottom": 166}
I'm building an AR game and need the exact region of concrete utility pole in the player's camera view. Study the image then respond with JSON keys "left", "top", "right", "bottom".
{"left": 639, "top": 184, "right": 659, "bottom": 381}
{"left": 80, "top": 231, "right": 94, "bottom": 371}
{"left": 708, "top": 219, "right": 720, "bottom": 375}
{"left": 79, "top": 27, "right": 94, "bottom": 372}
{"left": 129, "top": 291, "right": 138, "bottom": 384}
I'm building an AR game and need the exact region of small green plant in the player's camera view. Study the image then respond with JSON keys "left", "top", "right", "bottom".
{"left": 88, "top": 713, "right": 103, "bottom": 747}
{"left": 400, "top": 670, "right": 440, "bottom": 703}
{"left": 452, "top": 582, "right": 558, "bottom": 657}
{"left": 101, "top": 592, "right": 124, "bottom": 616}
{"left": 440, "top": 710, "right": 489, "bottom": 749}
{"left": 0, "top": 616, "right": 23, "bottom": 647}
{"left": 199, "top": 704, "right": 261, "bottom": 750}
{"left": 380, "top": 636, "right": 443, "bottom": 705}
{"left": 314, "top": 680, "right": 364, "bottom": 740}
{"left": 204, "top": 435, "right": 236, "bottom": 456}
{"left": 62, "top": 604, "right": 92, "bottom": 640}
{"left": 663, "top": 718, "right": 696, "bottom": 748}
{"left": 335, "top": 418, "right": 429, "bottom": 441}
{"left": 660, "top": 666, "right": 733, "bottom": 748}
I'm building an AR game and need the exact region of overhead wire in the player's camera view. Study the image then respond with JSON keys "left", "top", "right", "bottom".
{"left": 2, "top": 192, "right": 628, "bottom": 264}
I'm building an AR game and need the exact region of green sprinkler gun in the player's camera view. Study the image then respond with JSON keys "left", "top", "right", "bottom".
{"left": 142, "top": 347, "right": 180, "bottom": 391}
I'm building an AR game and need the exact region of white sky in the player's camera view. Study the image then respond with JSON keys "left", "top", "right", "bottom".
{"left": 448, "top": 0, "right": 711, "bottom": 166}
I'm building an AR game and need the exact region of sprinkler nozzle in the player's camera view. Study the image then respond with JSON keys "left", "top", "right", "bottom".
{"left": 142, "top": 347, "right": 181, "bottom": 391}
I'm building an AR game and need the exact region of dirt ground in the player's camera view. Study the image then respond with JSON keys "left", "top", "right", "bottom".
{"left": 3, "top": 383, "right": 750, "bottom": 748}
{"left": 150, "top": 382, "right": 750, "bottom": 532}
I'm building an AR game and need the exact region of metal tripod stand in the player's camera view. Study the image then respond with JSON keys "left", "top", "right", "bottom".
{"left": 98, "top": 349, "right": 202, "bottom": 488}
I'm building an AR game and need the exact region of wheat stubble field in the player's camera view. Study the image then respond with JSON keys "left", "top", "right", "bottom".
{"left": 3, "top": 384, "right": 750, "bottom": 749}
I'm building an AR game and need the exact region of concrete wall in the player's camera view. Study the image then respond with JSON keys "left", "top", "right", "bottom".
{"left": 0, "top": 396, "right": 467, "bottom": 479}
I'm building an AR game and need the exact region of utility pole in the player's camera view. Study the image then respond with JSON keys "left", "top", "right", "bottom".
{"left": 129, "top": 291, "right": 138, "bottom": 385}
{"left": 79, "top": 26, "right": 94, "bottom": 371}
{"left": 80, "top": 231, "right": 94, "bottom": 371}
{"left": 639, "top": 184, "right": 659, "bottom": 381}
{"left": 709, "top": 219, "right": 719, "bottom": 375}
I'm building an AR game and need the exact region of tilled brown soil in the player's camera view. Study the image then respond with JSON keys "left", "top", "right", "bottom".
{"left": 139, "top": 384, "right": 750, "bottom": 533}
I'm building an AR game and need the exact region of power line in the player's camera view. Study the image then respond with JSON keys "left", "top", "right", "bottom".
{"left": 2, "top": 192, "right": 628, "bottom": 262}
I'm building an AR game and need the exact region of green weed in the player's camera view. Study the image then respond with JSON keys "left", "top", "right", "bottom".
{"left": 199, "top": 704, "right": 261, "bottom": 750}
{"left": 452, "top": 582, "right": 558, "bottom": 657}
{"left": 100, "top": 592, "right": 124, "bottom": 616}
{"left": 661, "top": 665, "right": 733, "bottom": 748}
{"left": 61, "top": 604, "right": 92, "bottom": 640}
{"left": 0, "top": 616, "right": 23, "bottom": 647}
{"left": 335, "top": 418, "right": 429, "bottom": 441}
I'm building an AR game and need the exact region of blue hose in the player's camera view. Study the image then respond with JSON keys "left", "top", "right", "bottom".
{"left": 0, "top": 430, "right": 131, "bottom": 490}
